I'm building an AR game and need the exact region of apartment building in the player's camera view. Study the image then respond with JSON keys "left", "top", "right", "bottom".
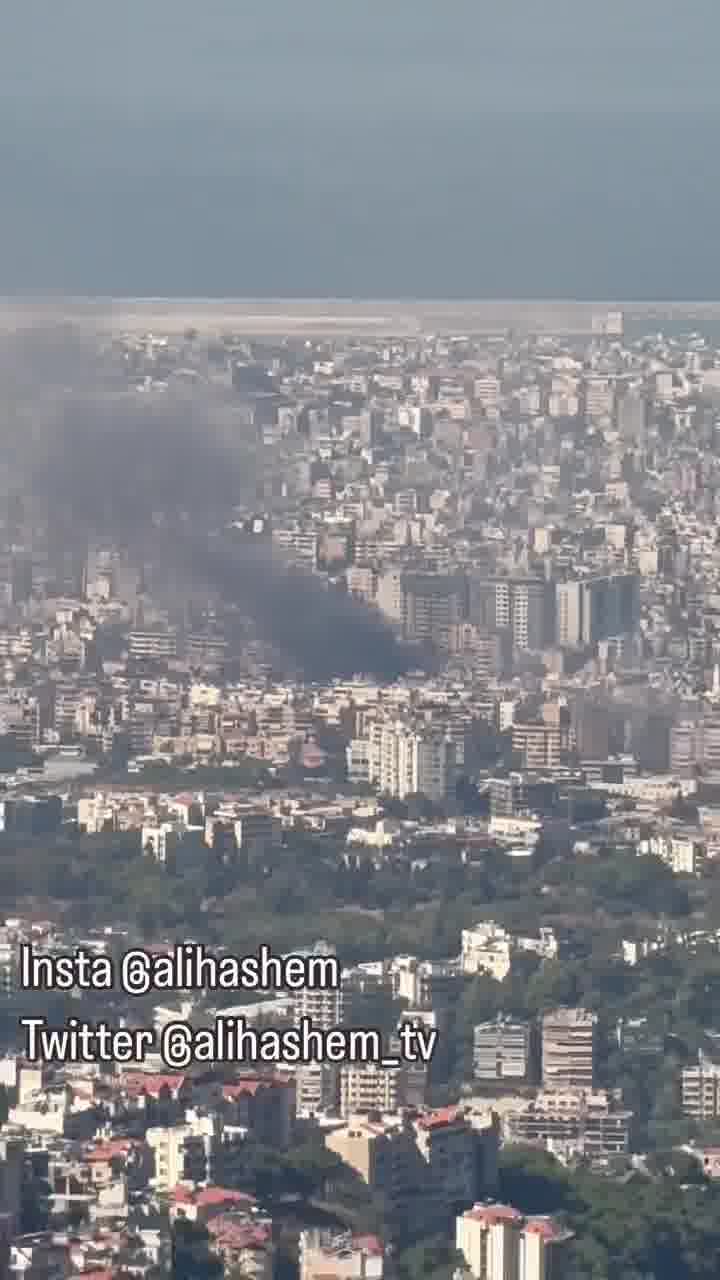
{"left": 389, "top": 956, "right": 460, "bottom": 1008}
{"left": 128, "top": 628, "right": 178, "bottom": 662}
{"left": 681, "top": 1058, "right": 720, "bottom": 1120}
{"left": 292, "top": 946, "right": 344, "bottom": 1030}
{"left": 326, "top": 1107, "right": 495, "bottom": 1237}
{"left": 555, "top": 573, "right": 640, "bottom": 650}
{"left": 368, "top": 720, "right": 455, "bottom": 804}
{"left": 511, "top": 720, "right": 570, "bottom": 771}
{"left": 469, "top": 576, "right": 551, "bottom": 652}
{"left": 541, "top": 1009, "right": 597, "bottom": 1090}
{"left": 293, "top": 942, "right": 344, "bottom": 1116}
{"left": 413, "top": 1108, "right": 482, "bottom": 1217}
{"left": 456, "top": 1203, "right": 573, "bottom": 1280}
{"left": 639, "top": 831, "right": 706, "bottom": 876}
{"left": 449, "top": 624, "right": 512, "bottom": 678}
{"left": 376, "top": 570, "right": 464, "bottom": 651}
{"left": 272, "top": 526, "right": 318, "bottom": 566}
{"left": 473, "top": 1018, "right": 533, "bottom": 1084}
{"left": 340, "top": 1064, "right": 405, "bottom": 1118}
{"left": 146, "top": 1125, "right": 194, "bottom": 1193}
{"left": 220, "top": 1075, "right": 295, "bottom": 1147}
{"left": 401, "top": 572, "right": 464, "bottom": 651}
{"left": 504, "top": 1089, "right": 631, "bottom": 1157}
{"left": 670, "top": 716, "right": 720, "bottom": 778}
{"left": 583, "top": 375, "right": 615, "bottom": 420}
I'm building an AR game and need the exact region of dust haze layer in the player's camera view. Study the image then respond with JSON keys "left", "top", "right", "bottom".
{"left": 1, "top": 326, "right": 411, "bottom": 681}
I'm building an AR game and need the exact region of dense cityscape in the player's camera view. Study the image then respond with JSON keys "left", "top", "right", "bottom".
{"left": 2, "top": 307, "right": 720, "bottom": 1279}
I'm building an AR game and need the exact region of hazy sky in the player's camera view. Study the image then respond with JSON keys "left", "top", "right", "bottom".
{"left": 2, "top": 0, "right": 719, "bottom": 298}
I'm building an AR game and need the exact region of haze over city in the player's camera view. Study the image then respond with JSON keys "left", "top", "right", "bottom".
{"left": 3, "top": 6, "right": 720, "bottom": 1280}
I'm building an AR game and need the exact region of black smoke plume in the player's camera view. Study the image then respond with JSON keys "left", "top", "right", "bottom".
{"left": 0, "top": 325, "right": 412, "bottom": 681}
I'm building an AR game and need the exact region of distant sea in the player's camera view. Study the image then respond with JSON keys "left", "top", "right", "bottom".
{"left": 2, "top": 0, "right": 720, "bottom": 301}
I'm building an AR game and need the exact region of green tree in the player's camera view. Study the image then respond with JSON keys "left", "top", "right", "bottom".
{"left": 171, "top": 1220, "right": 222, "bottom": 1280}
{"left": 397, "top": 1238, "right": 464, "bottom": 1280}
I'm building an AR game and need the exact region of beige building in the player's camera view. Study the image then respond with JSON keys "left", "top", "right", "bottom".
{"left": 146, "top": 1116, "right": 213, "bottom": 1193}
{"left": 504, "top": 1089, "right": 631, "bottom": 1158}
{"left": 325, "top": 1118, "right": 390, "bottom": 1188}
{"left": 300, "top": 1229, "right": 384, "bottom": 1280}
{"left": 541, "top": 1009, "right": 597, "bottom": 1090}
{"left": 326, "top": 1107, "right": 497, "bottom": 1236}
{"left": 512, "top": 709, "right": 571, "bottom": 771}
{"left": 457, "top": 1203, "right": 573, "bottom": 1280}
{"left": 147, "top": 1126, "right": 189, "bottom": 1192}
{"left": 340, "top": 1064, "right": 405, "bottom": 1118}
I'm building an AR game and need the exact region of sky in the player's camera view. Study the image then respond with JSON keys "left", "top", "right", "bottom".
{"left": 1, "top": 0, "right": 719, "bottom": 299}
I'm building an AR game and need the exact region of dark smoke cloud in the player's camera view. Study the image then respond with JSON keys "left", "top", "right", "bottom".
{"left": 180, "top": 534, "right": 412, "bottom": 682}
{"left": 0, "top": 325, "right": 412, "bottom": 681}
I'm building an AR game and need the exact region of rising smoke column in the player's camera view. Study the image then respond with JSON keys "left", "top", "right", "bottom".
{"left": 0, "top": 324, "right": 412, "bottom": 680}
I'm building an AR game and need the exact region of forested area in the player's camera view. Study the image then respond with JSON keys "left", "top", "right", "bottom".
{"left": 500, "top": 1146, "right": 720, "bottom": 1280}
{"left": 0, "top": 822, "right": 700, "bottom": 957}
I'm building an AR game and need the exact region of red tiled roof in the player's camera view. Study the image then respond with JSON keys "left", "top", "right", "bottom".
{"left": 416, "top": 1105, "right": 462, "bottom": 1130}
{"left": 86, "top": 1140, "right": 134, "bottom": 1162}
{"left": 223, "top": 1072, "right": 293, "bottom": 1097}
{"left": 352, "top": 1235, "right": 384, "bottom": 1256}
{"left": 120, "top": 1072, "right": 187, "bottom": 1097}
{"left": 171, "top": 1187, "right": 195, "bottom": 1204}
{"left": 196, "top": 1188, "right": 256, "bottom": 1208}
{"left": 207, "top": 1219, "right": 271, "bottom": 1250}
{"left": 524, "top": 1217, "right": 569, "bottom": 1241}
{"left": 223, "top": 1080, "right": 264, "bottom": 1099}
{"left": 466, "top": 1203, "right": 524, "bottom": 1225}
{"left": 171, "top": 1186, "right": 256, "bottom": 1209}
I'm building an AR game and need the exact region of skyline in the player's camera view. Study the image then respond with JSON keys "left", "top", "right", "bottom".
{"left": 2, "top": 297, "right": 720, "bottom": 340}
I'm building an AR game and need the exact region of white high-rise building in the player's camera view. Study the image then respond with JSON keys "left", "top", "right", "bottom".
{"left": 457, "top": 1204, "right": 572, "bottom": 1280}
{"left": 293, "top": 942, "right": 343, "bottom": 1118}
{"left": 369, "top": 721, "right": 455, "bottom": 803}
{"left": 292, "top": 941, "right": 343, "bottom": 1029}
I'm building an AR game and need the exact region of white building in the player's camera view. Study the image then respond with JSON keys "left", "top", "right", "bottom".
{"left": 368, "top": 720, "right": 454, "bottom": 803}
{"left": 456, "top": 1203, "right": 572, "bottom": 1280}
{"left": 461, "top": 923, "right": 512, "bottom": 980}
{"left": 473, "top": 1019, "right": 531, "bottom": 1082}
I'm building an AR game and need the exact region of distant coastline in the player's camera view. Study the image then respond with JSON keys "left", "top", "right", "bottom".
{"left": 1, "top": 296, "right": 719, "bottom": 338}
